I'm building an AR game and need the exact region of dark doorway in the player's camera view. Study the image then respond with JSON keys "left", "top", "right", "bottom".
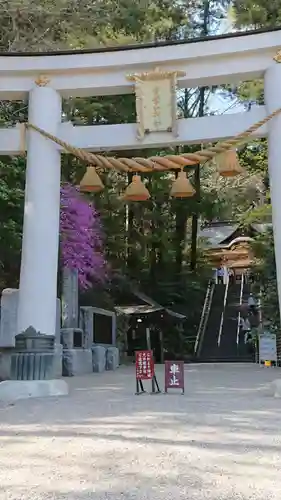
{"left": 127, "top": 324, "right": 162, "bottom": 362}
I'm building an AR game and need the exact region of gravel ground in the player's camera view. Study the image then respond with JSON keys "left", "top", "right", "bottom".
{"left": 0, "top": 363, "right": 281, "bottom": 500}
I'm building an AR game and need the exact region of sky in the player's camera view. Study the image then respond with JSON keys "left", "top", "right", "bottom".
{"left": 208, "top": 10, "right": 247, "bottom": 116}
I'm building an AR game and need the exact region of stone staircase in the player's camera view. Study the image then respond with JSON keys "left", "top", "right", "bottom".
{"left": 198, "top": 283, "right": 254, "bottom": 363}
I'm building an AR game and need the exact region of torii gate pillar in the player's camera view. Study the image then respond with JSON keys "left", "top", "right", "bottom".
{"left": 17, "top": 85, "right": 61, "bottom": 335}
{"left": 264, "top": 61, "right": 281, "bottom": 318}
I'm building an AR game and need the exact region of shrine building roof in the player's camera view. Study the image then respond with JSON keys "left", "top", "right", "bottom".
{"left": 198, "top": 221, "right": 271, "bottom": 249}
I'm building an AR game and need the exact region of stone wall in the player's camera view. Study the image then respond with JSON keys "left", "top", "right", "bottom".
{"left": 0, "top": 283, "right": 119, "bottom": 380}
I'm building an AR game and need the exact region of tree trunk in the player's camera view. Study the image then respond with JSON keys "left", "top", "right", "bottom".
{"left": 126, "top": 172, "right": 136, "bottom": 273}
{"left": 190, "top": 0, "right": 210, "bottom": 271}
{"left": 190, "top": 162, "right": 201, "bottom": 271}
{"left": 175, "top": 201, "right": 187, "bottom": 274}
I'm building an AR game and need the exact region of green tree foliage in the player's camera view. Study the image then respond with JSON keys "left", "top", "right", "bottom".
{"left": 0, "top": 157, "right": 25, "bottom": 289}
{"left": 231, "top": 1, "right": 280, "bottom": 102}
{"left": 251, "top": 228, "right": 280, "bottom": 329}
{"left": 233, "top": 0, "right": 281, "bottom": 29}
{"left": 1, "top": 0, "right": 190, "bottom": 52}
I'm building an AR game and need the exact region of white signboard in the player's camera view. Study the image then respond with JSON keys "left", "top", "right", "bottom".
{"left": 259, "top": 332, "right": 277, "bottom": 363}
{"left": 127, "top": 67, "right": 185, "bottom": 140}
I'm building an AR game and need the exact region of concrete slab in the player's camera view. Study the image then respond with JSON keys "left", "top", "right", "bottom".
{"left": 0, "top": 379, "right": 68, "bottom": 402}
{"left": 270, "top": 378, "right": 281, "bottom": 397}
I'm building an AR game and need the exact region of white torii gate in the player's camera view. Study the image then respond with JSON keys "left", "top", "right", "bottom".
{"left": 0, "top": 27, "right": 280, "bottom": 336}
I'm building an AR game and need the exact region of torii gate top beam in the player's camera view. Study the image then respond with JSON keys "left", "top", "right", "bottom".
{"left": 0, "top": 27, "right": 280, "bottom": 99}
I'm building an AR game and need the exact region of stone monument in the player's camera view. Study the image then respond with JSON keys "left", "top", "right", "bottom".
{"left": 54, "top": 298, "right": 63, "bottom": 378}
{"left": 79, "top": 306, "right": 119, "bottom": 372}
{"left": 0, "top": 288, "right": 18, "bottom": 348}
{"left": 61, "top": 268, "right": 92, "bottom": 376}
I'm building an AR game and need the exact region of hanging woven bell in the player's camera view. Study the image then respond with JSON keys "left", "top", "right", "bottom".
{"left": 79, "top": 166, "right": 104, "bottom": 192}
{"left": 170, "top": 169, "right": 195, "bottom": 198}
{"left": 216, "top": 150, "right": 244, "bottom": 177}
{"left": 123, "top": 174, "right": 150, "bottom": 201}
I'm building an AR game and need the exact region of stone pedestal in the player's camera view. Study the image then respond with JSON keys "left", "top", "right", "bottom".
{"left": 10, "top": 327, "right": 56, "bottom": 381}
{"left": 106, "top": 346, "right": 119, "bottom": 371}
{"left": 61, "top": 323, "right": 92, "bottom": 376}
{"left": 0, "top": 292, "right": 61, "bottom": 349}
{"left": 92, "top": 345, "right": 106, "bottom": 373}
{"left": 61, "top": 328, "right": 85, "bottom": 349}
{"left": 0, "top": 292, "right": 62, "bottom": 380}
{"left": 11, "top": 352, "right": 55, "bottom": 380}
{"left": 62, "top": 349, "right": 92, "bottom": 376}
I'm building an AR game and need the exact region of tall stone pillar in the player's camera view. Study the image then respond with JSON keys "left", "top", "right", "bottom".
{"left": 62, "top": 268, "right": 79, "bottom": 329}
{"left": 264, "top": 59, "right": 281, "bottom": 318}
{"left": 17, "top": 84, "right": 61, "bottom": 336}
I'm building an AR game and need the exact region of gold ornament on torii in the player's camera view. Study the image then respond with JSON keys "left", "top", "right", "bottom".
{"left": 34, "top": 75, "right": 51, "bottom": 87}
{"left": 126, "top": 67, "right": 185, "bottom": 140}
{"left": 273, "top": 50, "right": 281, "bottom": 63}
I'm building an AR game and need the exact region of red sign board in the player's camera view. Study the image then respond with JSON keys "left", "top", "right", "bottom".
{"left": 136, "top": 350, "right": 154, "bottom": 380}
{"left": 165, "top": 360, "right": 184, "bottom": 393}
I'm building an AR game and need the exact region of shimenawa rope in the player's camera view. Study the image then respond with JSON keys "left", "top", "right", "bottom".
{"left": 19, "top": 106, "right": 281, "bottom": 172}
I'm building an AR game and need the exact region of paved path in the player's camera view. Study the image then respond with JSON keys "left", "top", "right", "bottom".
{"left": 0, "top": 363, "right": 281, "bottom": 499}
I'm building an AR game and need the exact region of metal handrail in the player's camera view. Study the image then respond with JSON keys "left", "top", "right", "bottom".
{"left": 194, "top": 282, "right": 211, "bottom": 354}
{"left": 194, "top": 281, "right": 214, "bottom": 355}
{"left": 236, "top": 273, "right": 244, "bottom": 345}
{"left": 217, "top": 279, "right": 229, "bottom": 346}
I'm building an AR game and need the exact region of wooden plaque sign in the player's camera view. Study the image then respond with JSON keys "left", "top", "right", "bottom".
{"left": 127, "top": 67, "right": 185, "bottom": 140}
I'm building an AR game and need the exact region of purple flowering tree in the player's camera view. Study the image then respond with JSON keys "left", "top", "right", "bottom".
{"left": 60, "top": 183, "right": 106, "bottom": 289}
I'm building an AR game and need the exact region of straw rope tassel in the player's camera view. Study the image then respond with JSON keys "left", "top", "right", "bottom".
{"left": 22, "top": 106, "right": 281, "bottom": 174}
{"left": 170, "top": 169, "right": 195, "bottom": 198}
{"left": 123, "top": 174, "right": 150, "bottom": 201}
{"left": 216, "top": 150, "right": 244, "bottom": 177}
{"left": 80, "top": 166, "right": 104, "bottom": 192}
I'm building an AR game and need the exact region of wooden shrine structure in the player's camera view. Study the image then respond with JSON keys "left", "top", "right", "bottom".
{"left": 198, "top": 221, "right": 271, "bottom": 277}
